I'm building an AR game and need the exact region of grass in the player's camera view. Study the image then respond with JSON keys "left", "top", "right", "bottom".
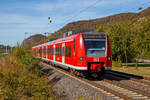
{"left": 121, "top": 63, "right": 150, "bottom": 67}
{"left": 112, "top": 61, "right": 150, "bottom": 78}
{"left": 0, "top": 45, "right": 59, "bottom": 100}
{"left": 0, "top": 57, "right": 59, "bottom": 100}
{"left": 0, "top": 53, "right": 9, "bottom": 58}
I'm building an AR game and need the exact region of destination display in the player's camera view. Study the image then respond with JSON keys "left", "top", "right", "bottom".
{"left": 83, "top": 34, "right": 105, "bottom": 39}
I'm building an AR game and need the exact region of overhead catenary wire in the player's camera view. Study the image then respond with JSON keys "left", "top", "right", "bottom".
{"left": 56, "top": 0, "right": 103, "bottom": 30}
{"left": 39, "top": 0, "right": 150, "bottom": 35}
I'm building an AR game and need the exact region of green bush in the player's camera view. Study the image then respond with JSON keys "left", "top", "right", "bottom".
{"left": 22, "top": 55, "right": 39, "bottom": 71}
{"left": 96, "top": 17, "right": 150, "bottom": 62}
{"left": 0, "top": 45, "right": 59, "bottom": 99}
{"left": 0, "top": 57, "right": 58, "bottom": 100}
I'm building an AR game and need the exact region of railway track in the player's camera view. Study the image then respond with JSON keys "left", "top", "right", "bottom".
{"left": 108, "top": 70, "right": 150, "bottom": 82}
{"left": 103, "top": 70, "right": 150, "bottom": 99}
{"left": 106, "top": 71, "right": 150, "bottom": 89}
{"left": 40, "top": 62, "right": 150, "bottom": 100}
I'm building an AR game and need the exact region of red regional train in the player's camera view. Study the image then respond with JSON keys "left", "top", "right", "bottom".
{"left": 32, "top": 32, "right": 112, "bottom": 76}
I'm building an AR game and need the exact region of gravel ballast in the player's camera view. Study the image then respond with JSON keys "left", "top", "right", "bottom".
{"left": 40, "top": 64, "right": 115, "bottom": 100}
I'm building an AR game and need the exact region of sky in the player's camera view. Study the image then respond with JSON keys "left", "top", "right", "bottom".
{"left": 0, "top": 0, "right": 150, "bottom": 46}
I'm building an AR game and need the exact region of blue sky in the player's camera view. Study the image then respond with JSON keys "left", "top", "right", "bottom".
{"left": 0, "top": 0, "right": 150, "bottom": 46}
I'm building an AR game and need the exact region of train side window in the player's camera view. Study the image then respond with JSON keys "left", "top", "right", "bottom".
{"left": 50, "top": 48, "right": 51, "bottom": 55}
{"left": 74, "top": 40, "right": 75, "bottom": 50}
{"left": 55, "top": 47, "right": 56, "bottom": 56}
{"left": 65, "top": 46, "right": 67, "bottom": 57}
{"left": 67, "top": 46, "right": 69, "bottom": 57}
{"left": 58, "top": 47, "right": 60, "bottom": 56}
{"left": 53, "top": 48, "right": 55, "bottom": 55}
{"left": 69, "top": 46, "right": 71, "bottom": 57}
{"left": 51, "top": 48, "right": 52, "bottom": 55}
{"left": 62, "top": 47, "right": 64, "bottom": 56}
{"left": 46, "top": 47, "right": 48, "bottom": 54}
{"left": 48, "top": 48, "right": 50, "bottom": 55}
{"left": 57, "top": 47, "right": 58, "bottom": 56}
{"left": 58, "top": 47, "right": 59, "bottom": 56}
{"left": 56, "top": 47, "right": 57, "bottom": 56}
{"left": 59, "top": 47, "right": 60, "bottom": 56}
{"left": 60, "top": 47, "right": 61, "bottom": 56}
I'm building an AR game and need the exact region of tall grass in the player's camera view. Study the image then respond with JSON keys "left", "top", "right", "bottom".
{"left": 0, "top": 45, "right": 59, "bottom": 100}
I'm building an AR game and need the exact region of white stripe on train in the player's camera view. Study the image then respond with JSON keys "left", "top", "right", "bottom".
{"left": 37, "top": 56, "right": 111, "bottom": 71}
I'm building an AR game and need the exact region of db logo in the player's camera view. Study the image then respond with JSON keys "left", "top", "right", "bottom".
{"left": 94, "top": 58, "right": 99, "bottom": 62}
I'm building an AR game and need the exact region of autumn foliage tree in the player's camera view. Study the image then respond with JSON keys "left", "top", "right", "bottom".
{"left": 96, "top": 17, "right": 150, "bottom": 62}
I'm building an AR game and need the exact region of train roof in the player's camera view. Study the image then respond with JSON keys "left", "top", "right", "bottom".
{"left": 32, "top": 32, "right": 106, "bottom": 48}
{"left": 32, "top": 33, "right": 79, "bottom": 48}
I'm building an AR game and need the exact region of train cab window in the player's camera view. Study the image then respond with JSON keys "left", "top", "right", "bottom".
{"left": 69, "top": 46, "right": 71, "bottom": 57}
{"left": 84, "top": 39, "right": 106, "bottom": 57}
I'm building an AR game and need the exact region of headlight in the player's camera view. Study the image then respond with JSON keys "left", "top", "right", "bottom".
{"left": 80, "top": 57, "right": 85, "bottom": 61}
{"left": 107, "top": 57, "right": 111, "bottom": 61}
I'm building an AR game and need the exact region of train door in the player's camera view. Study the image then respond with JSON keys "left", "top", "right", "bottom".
{"left": 72, "top": 40, "right": 76, "bottom": 66}
{"left": 62, "top": 43, "right": 65, "bottom": 63}
{"left": 42, "top": 46, "right": 44, "bottom": 58}
{"left": 53, "top": 45, "right": 55, "bottom": 61}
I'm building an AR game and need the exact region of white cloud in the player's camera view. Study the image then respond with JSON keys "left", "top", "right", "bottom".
{"left": 0, "top": 0, "right": 149, "bottom": 46}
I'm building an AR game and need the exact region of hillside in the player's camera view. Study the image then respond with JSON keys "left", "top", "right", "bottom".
{"left": 21, "top": 34, "right": 46, "bottom": 47}
{"left": 49, "top": 13, "right": 136, "bottom": 39}
{"left": 48, "top": 7, "right": 150, "bottom": 40}
{"left": 22, "top": 7, "right": 150, "bottom": 47}
{"left": 138, "top": 7, "right": 150, "bottom": 17}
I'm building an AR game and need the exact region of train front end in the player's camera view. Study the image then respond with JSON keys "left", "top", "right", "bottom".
{"left": 78, "top": 32, "right": 112, "bottom": 75}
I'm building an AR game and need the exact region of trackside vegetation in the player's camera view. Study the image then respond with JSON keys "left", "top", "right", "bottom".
{"left": 0, "top": 46, "right": 59, "bottom": 100}
{"left": 96, "top": 17, "right": 150, "bottom": 63}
